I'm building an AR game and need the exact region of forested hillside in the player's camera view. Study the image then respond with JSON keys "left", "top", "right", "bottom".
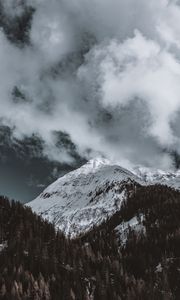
{"left": 1, "top": 183, "right": 180, "bottom": 299}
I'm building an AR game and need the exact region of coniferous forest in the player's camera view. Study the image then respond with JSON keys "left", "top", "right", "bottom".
{"left": 1, "top": 183, "right": 180, "bottom": 299}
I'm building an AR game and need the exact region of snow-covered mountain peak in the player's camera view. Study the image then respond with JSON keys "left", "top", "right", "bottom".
{"left": 27, "top": 158, "right": 139, "bottom": 236}
{"left": 66, "top": 157, "right": 112, "bottom": 177}
{"left": 40, "top": 157, "right": 136, "bottom": 195}
{"left": 82, "top": 157, "right": 111, "bottom": 170}
{"left": 27, "top": 158, "right": 180, "bottom": 237}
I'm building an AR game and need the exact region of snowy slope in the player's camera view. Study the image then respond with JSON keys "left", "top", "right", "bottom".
{"left": 115, "top": 215, "right": 145, "bottom": 245}
{"left": 27, "top": 158, "right": 141, "bottom": 237}
{"left": 27, "top": 158, "right": 180, "bottom": 237}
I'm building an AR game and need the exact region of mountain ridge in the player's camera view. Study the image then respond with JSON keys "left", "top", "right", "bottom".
{"left": 27, "top": 158, "right": 180, "bottom": 237}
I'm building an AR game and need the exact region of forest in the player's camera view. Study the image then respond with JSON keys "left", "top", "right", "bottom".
{"left": 0, "top": 183, "right": 180, "bottom": 299}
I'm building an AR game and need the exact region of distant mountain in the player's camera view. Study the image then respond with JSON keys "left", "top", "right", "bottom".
{"left": 27, "top": 158, "right": 180, "bottom": 237}
{"left": 134, "top": 166, "right": 180, "bottom": 190}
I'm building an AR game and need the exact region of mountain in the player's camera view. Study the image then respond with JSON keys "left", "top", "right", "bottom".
{"left": 134, "top": 166, "right": 180, "bottom": 190}
{"left": 27, "top": 158, "right": 141, "bottom": 236}
{"left": 27, "top": 158, "right": 180, "bottom": 237}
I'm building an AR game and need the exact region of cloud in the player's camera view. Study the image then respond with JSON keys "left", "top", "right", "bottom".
{"left": 1, "top": 0, "right": 180, "bottom": 169}
{"left": 78, "top": 31, "right": 180, "bottom": 146}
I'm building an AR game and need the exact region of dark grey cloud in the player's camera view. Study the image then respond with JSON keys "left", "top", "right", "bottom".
{"left": 0, "top": 126, "right": 85, "bottom": 201}
{"left": 1, "top": 0, "right": 180, "bottom": 174}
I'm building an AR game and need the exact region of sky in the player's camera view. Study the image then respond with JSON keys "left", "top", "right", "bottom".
{"left": 1, "top": 0, "right": 180, "bottom": 201}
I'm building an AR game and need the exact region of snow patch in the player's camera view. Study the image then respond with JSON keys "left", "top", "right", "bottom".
{"left": 115, "top": 215, "right": 145, "bottom": 245}
{"left": 0, "top": 241, "right": 7, "bottom": 253}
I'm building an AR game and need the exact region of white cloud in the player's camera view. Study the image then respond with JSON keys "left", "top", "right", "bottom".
{"left": 30, "top": 2, "right": 76, "bottom": 64}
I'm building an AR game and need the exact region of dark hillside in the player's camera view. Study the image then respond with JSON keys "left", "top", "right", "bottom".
{"left": 0, "top": 184, "right": 180, "bottom": 299}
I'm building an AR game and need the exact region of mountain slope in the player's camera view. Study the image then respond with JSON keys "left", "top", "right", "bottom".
{"left": 2, "top": 185, "right": 180, "bottom": 299}
{"left": 27, "top": 158, "right": 180, "bottom": 237}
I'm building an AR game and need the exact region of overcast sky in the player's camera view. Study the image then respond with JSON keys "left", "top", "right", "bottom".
{"left": 1, "top": 0, "right": 180, "bottom": 201}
